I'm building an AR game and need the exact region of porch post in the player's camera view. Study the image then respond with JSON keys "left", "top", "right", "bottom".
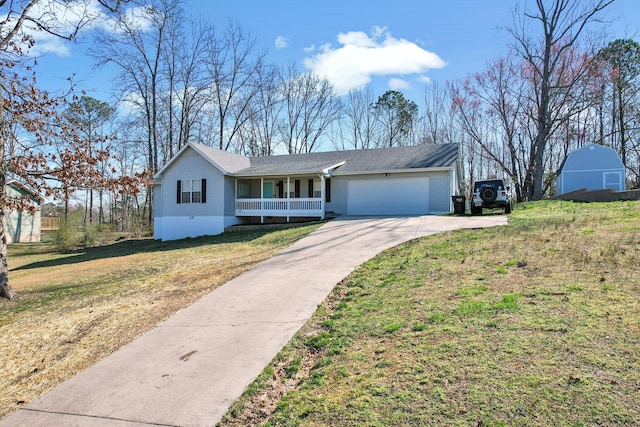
{"left": 260, "top": 178, "right": 264, "bottom": 224}
{"left": 286, "top": 176, "right": 290, "bottom": 223}
{"left": 320, "top": 175, "right": 326, "bottom": 220}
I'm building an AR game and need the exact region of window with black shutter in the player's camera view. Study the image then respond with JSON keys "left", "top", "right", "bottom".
{"left": 177, "top": 179, "right": 206, "bottom": 203}
{"left": 325, "top": 179, "right": 331, "bottom": 203}
{"left": 201, "top": 179, "right": 207, "bottom": 203}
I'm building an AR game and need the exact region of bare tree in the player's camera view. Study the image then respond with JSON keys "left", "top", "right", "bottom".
{"left": 453, "top": 57, "right": 534, "bottom": 201}
{"left": 420, "top": 82, "right": 460, "bottom": 145}
{"left": 336, "top": 88, "right": 379, "bottom": 150}
{"left": 205, "top": 21, "right": 266, "bottom": 152}
{"left": 509, "top": 0, "right": 614, "bottom": 200}
{"left": 278, "top": 66, "right": 342, "bottom": 154}
{"left": 237, "top": 63, "right": 282, "bottom": 156}
{"left": 92, "top": 0, "right": 181, "bottom": 174}
{"left": 92, "top": 0, "right": 183, "bottom": 228}
{"left": 596, "top": 39, "right": 640, "bottom": 186}
{"left": 174, "top": 22, "right": 210, "bottom": 152}
{"left": 110, "top": 115, "right": 151, "bottom": 233}
{"left": 65, "top": 96, "right": 116, "bottom": 225}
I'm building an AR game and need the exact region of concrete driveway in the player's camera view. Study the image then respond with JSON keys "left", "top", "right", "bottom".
{"left": 1, "top": 215, "right": 507, "bottom": 426}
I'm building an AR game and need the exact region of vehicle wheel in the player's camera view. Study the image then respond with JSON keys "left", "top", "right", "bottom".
{"left": 480, "top": 186, "right": 497, "bottom": 202}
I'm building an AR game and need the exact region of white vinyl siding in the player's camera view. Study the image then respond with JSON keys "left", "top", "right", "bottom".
{"left": 159, "top": 147, "right": 224, "bottom": 217}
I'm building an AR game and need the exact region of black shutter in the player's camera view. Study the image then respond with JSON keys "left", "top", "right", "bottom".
{"left": 308, "top": 179, "right": 314, "bottom": 198}
{"left": 278, "top": 180, "right": 284, "bottom": 198}
{"left": 177, "top": 180, "right": 182, "bottom": 204}
{"left": 325, "top": 179, "right": 331, "bottom": 203}
{"left": 295, "top": 180, "right": 300, "bottom": 198}
{"left": 201, "top": 179, "right": 207, "bottom": 203}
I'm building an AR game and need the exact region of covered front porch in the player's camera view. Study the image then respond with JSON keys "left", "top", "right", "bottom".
{"left": 235, "top": 175, "right": 328, "bottom": 220}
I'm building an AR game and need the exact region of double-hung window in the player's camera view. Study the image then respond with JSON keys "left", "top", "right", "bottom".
{"left": 177, "top": 179, "right": 206, "bottom": 204}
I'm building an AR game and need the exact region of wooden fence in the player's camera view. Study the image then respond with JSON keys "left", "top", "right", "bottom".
{"left": 41, "top": 217, "right": 60, "bottom": 231}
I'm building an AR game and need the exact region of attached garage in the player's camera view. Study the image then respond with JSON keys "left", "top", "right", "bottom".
{"left": 347, "top": 175, "right": 430, "bottom": 215}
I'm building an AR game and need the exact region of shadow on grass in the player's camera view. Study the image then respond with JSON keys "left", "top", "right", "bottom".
{"left": 11, "top": 229, "right": 275, "bottom": 272}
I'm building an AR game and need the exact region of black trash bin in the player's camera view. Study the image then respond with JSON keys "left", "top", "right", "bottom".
{"left": 452, "top": 195, "right": 466, "bottom": 214}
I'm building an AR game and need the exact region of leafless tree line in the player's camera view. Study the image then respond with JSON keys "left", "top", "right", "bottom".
{"left": 91, "top": 0, "right": 341, "bottom": 167}
{"left": 91, "top": 0, "right": 634, "bottom": 209}
{"left": 415, "top": 0, "right": 637, "bottom": 201}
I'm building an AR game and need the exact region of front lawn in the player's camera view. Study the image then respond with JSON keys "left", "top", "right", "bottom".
{"left": 0, "top": 223, "right": 322, "bottom": 418}
{"left": 221, "top": 201, "right": 640, "bottom": 426}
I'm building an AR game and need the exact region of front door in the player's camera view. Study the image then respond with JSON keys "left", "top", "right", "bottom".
{"left": 263, "top": 181, "right": 273, "bottom": 198}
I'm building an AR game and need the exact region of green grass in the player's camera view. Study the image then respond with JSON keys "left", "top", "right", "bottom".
{"left": 220, "top": 200, "right": 640, "bottom": 426}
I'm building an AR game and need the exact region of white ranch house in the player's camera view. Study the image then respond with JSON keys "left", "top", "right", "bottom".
{"left": 153, "top": 142, "right": 461, "bottom": 241}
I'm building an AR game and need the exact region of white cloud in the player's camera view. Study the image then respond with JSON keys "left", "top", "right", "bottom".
{"left": 303, "top": 44, "right": 315, "bottom": 53}
{"left": 275, "top": 35, "right": 289, "bottom": 49}
{"left": 303, "top": 27, "right": 446, "bottom": 96}
{"left": 97, "top": 4, "right": 154, "bottom": 34}
{"left": 337, "top": 31, "right": 377, "bottom": 48}
{"left": 29, "top": 32, "right": 73, "bottom": 57}
{"left": 118, "top": 90, "right": 146, "bottom": 115}
{"left": 388, "top": 78, "right": 411, "bottom": 91}
{"left": 371, "top": 25, "right": 387, "bottom": 38}
{"left": 1, "top": 0, "right": 105, "bottom": 56}
{"left": 417, "top": 75, "right": 433, "bottom": 85}
{"left": 1, "top": 0, "right": 152, "bottom": 57}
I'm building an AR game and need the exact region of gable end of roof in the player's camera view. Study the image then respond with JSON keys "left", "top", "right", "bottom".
{"left": 154, "top": 142, "right": 250, "bottom": 178}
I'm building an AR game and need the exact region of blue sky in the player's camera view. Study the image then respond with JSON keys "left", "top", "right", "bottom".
{"left": 22, "top": 0, "right": 640, "bottom": 104}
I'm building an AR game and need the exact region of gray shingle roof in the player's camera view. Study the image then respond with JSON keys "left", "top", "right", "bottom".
{"left": 191, "top": 143, "right": 250, "bottom": 173}
{"left": 189, "top": 142, "right": 458, "bottom": 176}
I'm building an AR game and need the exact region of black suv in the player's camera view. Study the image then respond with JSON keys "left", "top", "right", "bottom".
{"left": 471, "top": 179, "right": 513, "bottom": 215}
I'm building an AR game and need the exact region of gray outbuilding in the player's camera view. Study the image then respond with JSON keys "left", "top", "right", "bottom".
{"left": 556, "top": 143, "right": 625, "bottom": 195}
{"left": 5, "top": 180, "right": 43, "bottom": 244}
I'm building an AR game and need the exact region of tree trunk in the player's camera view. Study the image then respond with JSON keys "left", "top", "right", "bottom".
{"left": 0, "top": 213, "right": 13, "bottom": 300}
{"left": 99, "top": 188, "right": 104, "bottom": 225}
{"left": 0, "top": 140, "right": 13, "bottom": 299}
{"left": 89, "top": 189, "right": 94, "bottom": 225}
{"left": 617, "top": 84, "right": 627, "bottom": 168}
{"left": 532, "top": 131, "right": 546, "bottom": 200}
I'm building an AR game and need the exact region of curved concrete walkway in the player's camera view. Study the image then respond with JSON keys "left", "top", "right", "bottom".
{"left": 2, "top": 215, "right": 507, "bottom": 426}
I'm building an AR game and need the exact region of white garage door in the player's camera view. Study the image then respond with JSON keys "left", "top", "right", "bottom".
{"left": 348, "top": 176, "right": 430, "bottom": 215}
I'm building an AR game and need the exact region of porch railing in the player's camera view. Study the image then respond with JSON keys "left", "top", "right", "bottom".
{"left": 236, "top": 197, "right": 323, "bottom": 217}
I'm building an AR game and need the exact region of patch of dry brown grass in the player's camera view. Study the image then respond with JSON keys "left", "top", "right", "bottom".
{"left": 0, "top": 224, "right": 321, "bottom": 418}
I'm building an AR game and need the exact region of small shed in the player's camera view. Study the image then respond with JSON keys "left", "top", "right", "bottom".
{"left": 556, "top": 144, "right": 625, "bottom": 195}
{"left": 5, "top": 180, "right": 43, "bottom": 244}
